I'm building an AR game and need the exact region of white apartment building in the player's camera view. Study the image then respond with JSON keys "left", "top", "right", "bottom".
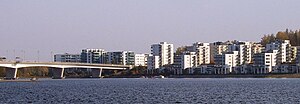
{"left": 266, "top": 40, "right": 293, "bottom": 64}
{"left": 147, "top": 55, "right": 160, "bottom": 74}
{"left": 151, "top": 42, "right": 174, "bottom": 66}
{"left": 228, "top": 42, "right": 253, "bottom": 65}
{"left": 173, "top": 51, "right": 197, "bottom": 74}
{"left": 214, "top": 51, "right": 239, "bottom": 73}
{"left": 134, "top": 54, "right": 148, "bottom": 66}
{"left": 192, "top": 42, "right": 210, "bottom": 65}
{"left": 54, "top": 53, "right": 81, "bottom": 63}
{"left": 253, "top": 50, "right": 278, "bottom": 73}
{"left": 81, "top": 49, "right": 106, "bottom": 64}
{"left": 181, "top": 52, "right": 197, "bottom": 70}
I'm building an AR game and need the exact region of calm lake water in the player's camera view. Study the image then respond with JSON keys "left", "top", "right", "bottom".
{"left": 1, "top": 78, "right": 300, "bottom": 103}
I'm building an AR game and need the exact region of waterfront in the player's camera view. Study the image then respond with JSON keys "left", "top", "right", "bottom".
{"left": 1, "top": 78, "right": 300, "bottom": 103}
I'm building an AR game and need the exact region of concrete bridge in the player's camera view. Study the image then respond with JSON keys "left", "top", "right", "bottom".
{"left": 0, "top": 62, "right": 132, "bottom": 79}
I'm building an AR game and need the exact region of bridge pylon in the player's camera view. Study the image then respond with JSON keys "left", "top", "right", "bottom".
{"left": 91, "top": 68, "right": 103, "bottom": 78}
{"left": 5, "top": 68, "right": 18, "bottom": 80}
{"left": 52, "top": 68, "right": 65, "bottom": 79}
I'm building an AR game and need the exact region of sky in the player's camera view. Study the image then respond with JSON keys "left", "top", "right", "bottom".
{"left": 1, "top": 0, "right": 300, "bottom": 61}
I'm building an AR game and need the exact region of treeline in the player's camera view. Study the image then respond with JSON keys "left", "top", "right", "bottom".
{"left": 261, "top": 29, "right": 300, "bottom": 46}
{"left": 0, "top": 67, "right": 50, "bottom": 78}
{"left": 0, "top": 66, "right": 148, "bottom": 78}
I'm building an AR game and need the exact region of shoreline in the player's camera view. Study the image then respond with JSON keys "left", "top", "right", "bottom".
{"left": 168, "top": 74, "right": 300, "bottom": 78}
{"left": 109, "top": 73, "right": 300, "bottom": 78}
{"left": 0, "top": 80, "right": 37, "bottom": 82}
{"left": 2, "top": 73, "right": 300, "bottom": 80}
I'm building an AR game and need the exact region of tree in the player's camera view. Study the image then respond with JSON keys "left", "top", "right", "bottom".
{"left": 130, "top": 66, "right": 147, "bottom": 75}
{"left": 260, "top": 34, "right": 276, "bottom": 45}
{"left": 175, "top": 46, "right": 188, "bottom": 55}
{"left": 260, "top": 29, "right": 300, "bottom": 46}
{"left": 276, "top": 32, "right": 289, "bottom": 40}
{"left": 0, "top": 67, "right": 6, "bottom": 77}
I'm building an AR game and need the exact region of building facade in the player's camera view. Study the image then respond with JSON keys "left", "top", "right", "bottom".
{"left": 266, "top": 40, "right": 293, "bottom": 64}
{"left": 253, "top": 50, "right": 278, "bottom": 73}
{"left": 107, "top": 51, "right": 135, "bottom": 65}
{"left": 228, "top": 42, "right": 253, "bottom": 65}
{"left": 54, "top": 53, "right": 81, "bottom": 63}
{"left": 210, "top": 42, "right": 228, "bottom": 63}
{"left": 150, "top": 42, "right": 174, "bottom": 67}
{"left": 214, "top": 51, "right": 239, "bottom": 73}
{"left": 134, "top": 54, "right": 148, "bottom": 66}
{"left": 147, "top": 55, "right": 160, "bottom": 74}
{"left": 251, "top": 43, "right": 264, "bottom": 62}
{"left": 192, "top": 42, "right": 210, "bottom": 65}
{"left": 81, "top": 49, "right": 106, "bottom": 64}
{"left": 173, "top": 51, "right": 197, "bottom": 74}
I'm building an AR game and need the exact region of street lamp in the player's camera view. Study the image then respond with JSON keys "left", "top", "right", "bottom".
{"left": 37, "top": 50, "right": 40, "bottom": 62}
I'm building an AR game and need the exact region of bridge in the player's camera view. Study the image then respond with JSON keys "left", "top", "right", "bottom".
{"left": 0, "top": 62, "right": 132, "bottom": 79}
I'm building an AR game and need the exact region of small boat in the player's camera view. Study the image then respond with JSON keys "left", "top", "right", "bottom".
{"left": 153, "top": 75, "right": 165, "bottom": 78}
{"left": 30, "top": 77, "right": 38, "bottom": 81}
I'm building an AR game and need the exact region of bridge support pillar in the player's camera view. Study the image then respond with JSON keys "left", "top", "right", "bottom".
{"left": 92, "top": 68, "right": 103, "bottom": 78}
{"left": 52, "top": 68, "right": 65, "bottom": 79}
{"left": 5, "top": 68, "right": 18, "bottom": 80}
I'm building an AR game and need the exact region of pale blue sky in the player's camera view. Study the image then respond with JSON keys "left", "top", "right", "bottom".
{"left": 1, "top": 0, "right": 300, "bottom": 61}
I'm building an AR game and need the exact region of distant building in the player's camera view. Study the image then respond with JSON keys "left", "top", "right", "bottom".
{"left": 266, "top": 40, "right": 294, "bottom": 64}
{"left": 253, "top": 50, "right": 278, "bottom": 73}
{"left": 210, "top": 42, "right": 228, "bottom": 63}
{"left": 173, "top": 54, "right": 182, "bottom": 74}
{"left": 228, "top": 42, "right": 253, "bottom": 65}
{"left": 275, "top": 64, "right": 299, "bottom": 73}
{"left": 106, "top": 51, "right": 135, "bottom": 65}
{"left": 251, "top": 43, "right": 264, "bottom": 62}
{"left": 197, "top": 64, "right": 216, "bottom": 74}
{"left": 192, "top": 42, "right": 210, "bottom": 65}
{"left": 134, "top": 54, "right": 148, "bottom": 66}
{"left": 147, "top": 55, "right": 160, "bottom": 74}
{"left": 54, "top": 53, "right": 81, "bottom": 63}
{"left": 234, "top": 64, "right": 254, "bottom": 74}
{"left": 290, "top": 46, "right": 297, "bottom": 63}
{"left": 81, "top": 49, "right": 106, "bottom": 64}
{"left": 296, "top": 46, "right": 300, "bottom": 64}
{"left": 150, "top": 42, "right": 174, "bottom": 66}
{"left": 214, "top": 51, "right": 239, "bottom": 73}
{"left": 173, "top": 51, "right": 197, "bottom": 74}
{"left": 181, "top": 52, "right": 197, "bottom": 73}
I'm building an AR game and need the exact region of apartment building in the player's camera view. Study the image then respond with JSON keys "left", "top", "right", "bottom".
{"left": 210, "top": 42, "right": 229, "bottom": 63}
{"left": 150, "top": 42, "right": 174, "bottom": 66}
{"left": 134, "top": 54, "right": 148, "bottom": 66}
{"left": 228, "top": 42, "right": 253, "bottom": 65}
{"left": 251, "top": 43, "right": 264, "bottom": 62}
{"left": 266, "top": 40, "right": 294, "bottom": 64}
{"left": 173, "top": 51, "right": 197, "bottom": 74}
{"left": 214, "top": 51, "right": 239, "bottom": 73}
{"left": 54, "top": 53, "right": 81, "bottom": 63}
{"left": 106, "top": 51, "right": 135, "bottom": 65}
{"left": 192, "top": 42, "right": 210, "bottom": 65}
{"left": 147, "top": 55, "right": 160, "bottom": 74}
{"left": 253, "top": 50, "right": 278, "bottom": 73}
{"left": 81, "top": 49, "right": 106, "bottom": 64}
